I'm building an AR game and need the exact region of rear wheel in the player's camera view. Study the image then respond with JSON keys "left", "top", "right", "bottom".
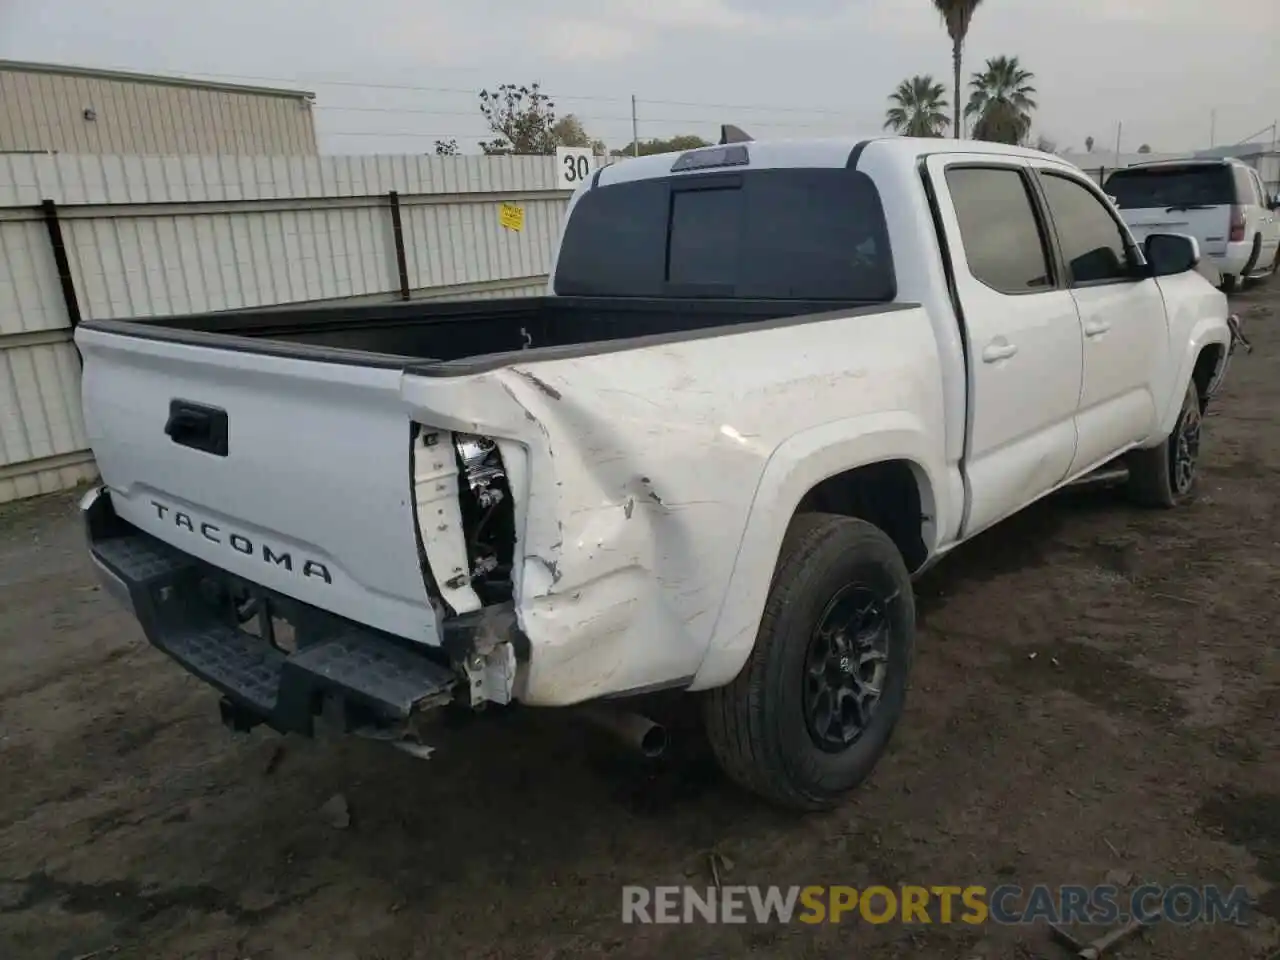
{"left": 1222, "top": 273, "right": 1240, "bottom": 293}
{"left": 1126, "top": 381, "right": 1202, "bottom": 508}
{"left": 702, "top": 513, "right": 914, "bottom": 811}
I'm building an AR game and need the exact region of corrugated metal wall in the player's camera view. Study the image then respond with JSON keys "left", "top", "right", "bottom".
{"left": 0, "top": 152, "right": 604, "bottom": 503}
{"left": 0, "top": 65, "right": 317, "bottom": 156}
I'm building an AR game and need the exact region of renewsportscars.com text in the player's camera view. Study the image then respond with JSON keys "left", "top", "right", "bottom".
{"left": 621, "top": 884, "right": 1251, "bottom": 926}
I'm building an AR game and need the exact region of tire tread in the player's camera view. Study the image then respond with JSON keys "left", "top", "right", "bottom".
{"left": 703, "top": 513, "right": 912, "bottom": 810}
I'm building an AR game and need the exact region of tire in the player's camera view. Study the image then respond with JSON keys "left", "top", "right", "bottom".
{"left": 702, "top": 513, "right": 915, "bottom": 811}
{"left": 1125, "top": 381, "right": 1202, "bottom": 509}
{"left": 1221, "top": 273, "right": 1240, "bottom": 293}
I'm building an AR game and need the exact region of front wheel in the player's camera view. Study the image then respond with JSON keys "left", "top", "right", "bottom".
{"left": 1125, "top": 381, "right": 1202, "bottom": 508}
{"left": 702, "top": 513, "right": 915, "bottom": 811}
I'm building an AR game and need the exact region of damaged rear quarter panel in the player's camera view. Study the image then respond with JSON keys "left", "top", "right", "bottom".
{"left": 399, "top": 306, "right": 946, "bottom": 705}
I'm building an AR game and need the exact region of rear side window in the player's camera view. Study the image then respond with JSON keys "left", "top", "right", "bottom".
{"left": 1103, "top": 164, "right": 1235, "bottom": 209}
{"left": 945, "top": 166, "right": 1053, "bottom": 295}
{"left": 554, "top": 168, "right": 896, "bottom": 301}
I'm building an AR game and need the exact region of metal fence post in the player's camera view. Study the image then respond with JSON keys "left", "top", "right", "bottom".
{"left": 387, "top": 191, "right": 411, "bottom": 301}
{"left": 40, "top": 199, "right": 82, "bottom": 330}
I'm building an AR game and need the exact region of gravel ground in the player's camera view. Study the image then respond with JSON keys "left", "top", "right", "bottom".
{"left": 1, "top": 282, "right": 1278, "bottom": 960}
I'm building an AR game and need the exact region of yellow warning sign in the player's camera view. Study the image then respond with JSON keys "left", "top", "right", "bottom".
{"left": 499, "top": 202, "right": 525, "bottom": 232}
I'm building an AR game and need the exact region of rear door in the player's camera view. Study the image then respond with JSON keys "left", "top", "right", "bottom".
{"left": 1033, "top": 166, "right": 1170, "bottom": 473}
{"left": 925, "top": 155, "right": 1083, "bottom": 537}
{"left": 77, "top": 325, "right": 440, "bottom": 645}
{"left": 1104, "top": 164, "right": 1234, "bottom": 258}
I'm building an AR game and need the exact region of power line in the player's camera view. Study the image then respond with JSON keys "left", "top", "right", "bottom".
{"left": 324, "top": 117, "right": 853, "bottom": 140}
{"left": 638, "top": 97, "right": 863, "bottom": 117}
{"left": 320, "top": 111, "right": 847, "bottom": 129}
{"left": 149, "top": 67, "right": 633, "bottom": 104}
{"left": 316, "top": 103, "right": 867, "bottom": 125}
{"left": 64, "top": 61, "right": 871, "bottom": 117}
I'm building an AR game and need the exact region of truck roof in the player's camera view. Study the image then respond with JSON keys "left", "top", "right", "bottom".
{"left": 595, "top": 136, "right": 1072, "bottom": 187}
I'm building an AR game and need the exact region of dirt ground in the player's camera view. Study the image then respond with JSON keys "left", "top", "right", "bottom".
{"left": 2, "top": 283, "right": 1279, "bottom": 960}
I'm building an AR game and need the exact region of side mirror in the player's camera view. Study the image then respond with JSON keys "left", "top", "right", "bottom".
{"left": 1144, "top": 233, "right": 1200, "bottom": 276}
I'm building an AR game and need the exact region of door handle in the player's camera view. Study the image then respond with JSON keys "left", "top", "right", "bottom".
{"left": 982, "top": 341, "right": 1018, "bottom": 363}
{"left": 165, "top": 399, "right": 229, "bottom": 457}
{"left": 1083, "top": 320, "right": 1111, "bottom": 338}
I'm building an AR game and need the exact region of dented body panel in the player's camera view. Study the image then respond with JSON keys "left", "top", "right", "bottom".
{"left": 400, "top": 305, "right": 946, "bottom": 704}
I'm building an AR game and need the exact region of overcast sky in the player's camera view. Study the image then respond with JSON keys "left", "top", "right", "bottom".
{"left": 2, "top": 0, "right": 1277, "bottom": 155}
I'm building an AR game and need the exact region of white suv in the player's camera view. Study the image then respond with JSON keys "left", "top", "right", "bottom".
{"left": 1104, "top": 158, "right": 1280, "bottom": 291}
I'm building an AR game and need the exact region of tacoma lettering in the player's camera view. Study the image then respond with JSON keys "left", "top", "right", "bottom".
{"left": 149, "top": 500, "right": 332, "bottom": 584}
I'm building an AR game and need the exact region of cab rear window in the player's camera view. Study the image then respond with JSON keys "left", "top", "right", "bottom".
{"left": 1103, "top": 164, "right": 1236, "bottom": 209}
{"left": 554, "top": 167, "right": 896, "bottom": 301}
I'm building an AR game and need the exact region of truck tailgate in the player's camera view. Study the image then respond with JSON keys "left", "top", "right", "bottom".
{"left": 77, "top": 326, "right": 438, "bottom": 644}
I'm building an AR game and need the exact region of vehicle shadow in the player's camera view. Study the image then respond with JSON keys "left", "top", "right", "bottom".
{"left": 914, "top": 482, "right": 1127, "bottom": 626}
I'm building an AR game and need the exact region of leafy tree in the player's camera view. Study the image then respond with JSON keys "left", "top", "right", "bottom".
{"left": 611, "top": 134, "right": 712, "bottom": 157}
{"left": 1138, "top": 144, "right": 1152, "bottom": 154}
{"left": 478, "top": 83, "right": 559, "bottom": 155}
{"left": 883, "top": 75, "right": 950, "bottom": 137}
{"left": 966, "top": 56, "right": 1037, "bottom": 146}
{"left": 433, "top": 139, "right": 459, "bottom": 156}
{"left": 1085, "top": 136, "right": 1095, "bottom": 152}
{"left": 932, "top": 0, "right": 985, "bottom": 137}
{"left": 1034, "top": 135, "right": 1057, "bottom": 154}
{"left": 552, "top": 114, "right": 588, "bottom": 147}
{"left": 552, "top": 114, "right": 607, "bottom": 154}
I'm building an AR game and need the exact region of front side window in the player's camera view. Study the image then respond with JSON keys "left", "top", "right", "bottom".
{"left": 1040, "top": 173, "right": 1134, "bottom": 285}
{"left": 945, "top": 166, "right": 1053, "bottom": 295}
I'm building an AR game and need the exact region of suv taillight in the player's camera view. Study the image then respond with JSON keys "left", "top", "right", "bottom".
{"left": 1229, "top": 206, "right": 1246, "bottom": 242}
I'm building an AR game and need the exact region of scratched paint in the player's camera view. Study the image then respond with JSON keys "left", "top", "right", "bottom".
{"left": 402, "top": 305, "right": 951, "bottom": 706}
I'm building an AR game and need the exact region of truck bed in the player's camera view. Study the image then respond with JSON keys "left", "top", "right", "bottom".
{"left": 99, "top": 295, "right": 874, "bottom": 374}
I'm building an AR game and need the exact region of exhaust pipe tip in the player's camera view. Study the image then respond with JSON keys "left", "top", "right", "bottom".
{"left": 637, "top": 722, "right": 668, "bottom": 759}
{"left": 579, "top": 704, "right": 668, "bottom": 759}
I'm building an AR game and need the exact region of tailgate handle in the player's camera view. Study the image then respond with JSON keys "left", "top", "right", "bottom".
{"left": 164, "top": 400, "right": 229, "bottom": 457}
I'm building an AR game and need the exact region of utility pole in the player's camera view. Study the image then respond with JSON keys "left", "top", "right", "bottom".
{"left": 1209, "top": 109, "right": 1216, "bottom": 149}
{"left": 1114, "top": 121, "right": 1123, "bottom": 168}
{"left": 631, "top": 95, "right": 639, "bottom": 158}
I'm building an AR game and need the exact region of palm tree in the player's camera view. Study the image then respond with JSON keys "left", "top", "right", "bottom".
{"left": 932, "top": 0, "right": 985, "bottom": 137}
{"left": 883, "top": 76, "right": 950, "bottom": 138}
{"left": 966, "top": 55, "right": 1038, "bottom": 145}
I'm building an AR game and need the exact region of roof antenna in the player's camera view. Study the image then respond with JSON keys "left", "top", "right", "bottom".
{"left": 719, "top": 124, "right": 753, "bottom": 145}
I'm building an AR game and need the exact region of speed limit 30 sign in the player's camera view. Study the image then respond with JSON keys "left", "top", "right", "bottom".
{"left": 556, "top": 146, "right": 594, "bottom": 189}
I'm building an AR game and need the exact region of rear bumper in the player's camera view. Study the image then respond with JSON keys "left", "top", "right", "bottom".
{"left": 82, "top": 486, "right": 469, "bottom": 736}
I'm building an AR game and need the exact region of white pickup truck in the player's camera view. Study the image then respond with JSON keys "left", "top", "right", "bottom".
{"left": 77, "top": 135, "right": 1241, "bottom": 811}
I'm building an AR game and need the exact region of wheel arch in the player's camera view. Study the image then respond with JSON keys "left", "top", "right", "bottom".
{"left": 689, "top": 413, "right": 944, "bottom": 691}
{"left": 1156, "top": 323, "right": 1232, "bottom": 439}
